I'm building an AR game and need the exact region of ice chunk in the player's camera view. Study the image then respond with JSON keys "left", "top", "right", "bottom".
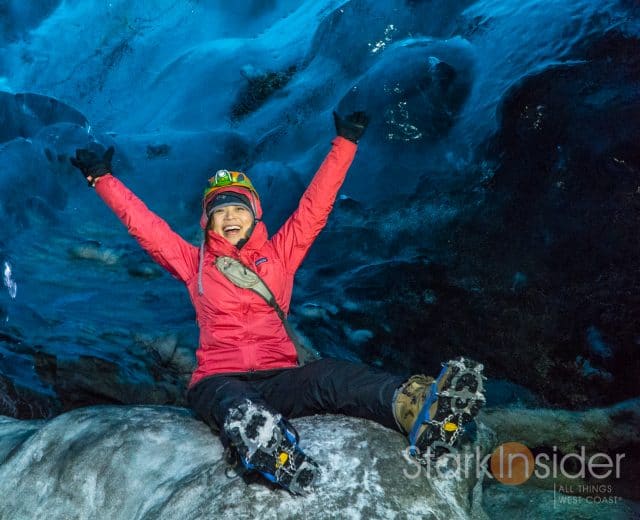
{"left": 0, "top": 406, "right": 480, "bottom": 519}
{"left": 2, "top": 262, "right": 17, "bottom": 299}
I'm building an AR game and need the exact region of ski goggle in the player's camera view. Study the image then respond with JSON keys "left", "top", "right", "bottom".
{"left": 203, "top": 169, "right": 258, "bottom": 203}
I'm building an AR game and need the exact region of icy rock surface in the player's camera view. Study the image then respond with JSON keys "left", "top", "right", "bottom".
{"left": 0, "top": 406, "right": 482, "bottom": 520}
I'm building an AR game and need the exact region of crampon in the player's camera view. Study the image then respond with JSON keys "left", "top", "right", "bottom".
{"left": 409, "top": 357, "right": 486, "bottom": 462}
{"left": 223, "top": 400, "right": 319, "bottom": 495}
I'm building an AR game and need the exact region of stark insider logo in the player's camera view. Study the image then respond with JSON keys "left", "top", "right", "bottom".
{"left": 402, "top": 442, "right": 626, "bottom": 484}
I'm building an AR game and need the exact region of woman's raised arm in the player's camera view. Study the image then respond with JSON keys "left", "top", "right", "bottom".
{"left": 71, "top": 146, "right": 198, "bottom": 283}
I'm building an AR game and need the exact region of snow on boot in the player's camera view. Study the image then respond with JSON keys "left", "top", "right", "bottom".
{"left": 223, "top": 400, "right": 319, "bottom": 495}
{"left": 394, "top": 357, "right": 486, "bottom": 461}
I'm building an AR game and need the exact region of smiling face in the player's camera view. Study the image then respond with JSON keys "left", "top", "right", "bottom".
{"left": 209, "top": 205, "right": 254, "bottom": 246}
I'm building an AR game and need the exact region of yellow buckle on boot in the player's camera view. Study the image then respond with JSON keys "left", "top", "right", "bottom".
{"left": 444, "top": 422, "right": 458, "bottom": 432}
{"left": 276, "top": 452, "right": 289, "bottom": 469}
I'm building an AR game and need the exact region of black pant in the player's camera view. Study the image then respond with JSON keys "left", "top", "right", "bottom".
{"left": 187, "top": 358, "right": 406, "bottom": 434}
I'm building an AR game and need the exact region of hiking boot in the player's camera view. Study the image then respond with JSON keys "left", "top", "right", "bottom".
{"left": 393, "top": 374, "right": 435, "bottom": 434}
{"left": 394, "top": 357, "right": 486, "bottom": 461}
{"left": 223, "top": 400, "right": 319, "bottom": 495}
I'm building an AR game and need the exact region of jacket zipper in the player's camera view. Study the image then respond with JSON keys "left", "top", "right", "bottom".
{"left": 238, "top": 253, "right": 257, "bottom": 371}
{"left": 205, "top": 248, "right": 259, "bottom": 371}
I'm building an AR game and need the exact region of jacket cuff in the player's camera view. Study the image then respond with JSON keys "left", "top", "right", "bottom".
{"left": 94, "top": 173, "right": 116, "bottom": 193}
{"left": 332, "top": 135, "right": 358, "bottom": 153}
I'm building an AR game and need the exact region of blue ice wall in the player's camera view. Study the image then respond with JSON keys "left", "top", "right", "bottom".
{"left": 0, "top": 0, "right": 638, "bottom": 419}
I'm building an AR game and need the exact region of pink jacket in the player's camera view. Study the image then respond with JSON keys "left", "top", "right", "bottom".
{"left": 95, "top": 137, "right": 357, "bottom": 387}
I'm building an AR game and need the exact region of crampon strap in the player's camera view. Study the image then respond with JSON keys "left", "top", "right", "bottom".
{"left": 409, "top": 363, "right": 448, "bottom": 452}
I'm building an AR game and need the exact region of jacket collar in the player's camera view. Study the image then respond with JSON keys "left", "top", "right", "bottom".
{"left": 204, "top": 221, "right": 268, "bottom": 259}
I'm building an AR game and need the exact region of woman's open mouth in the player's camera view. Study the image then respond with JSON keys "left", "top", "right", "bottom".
{"left": 223, "top": 225, "right": 242, "bottom": 238}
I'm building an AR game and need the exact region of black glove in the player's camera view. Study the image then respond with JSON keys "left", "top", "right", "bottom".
{"left": 70, "top": 146, "right": 114, "bottom": 187}
{"left": 333, "top": 111, "right": 369, "bottom": 144}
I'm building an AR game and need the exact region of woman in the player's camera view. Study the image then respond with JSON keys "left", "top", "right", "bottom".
{"left": 71, "top": 111, "right": 485, "bottom": 495}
